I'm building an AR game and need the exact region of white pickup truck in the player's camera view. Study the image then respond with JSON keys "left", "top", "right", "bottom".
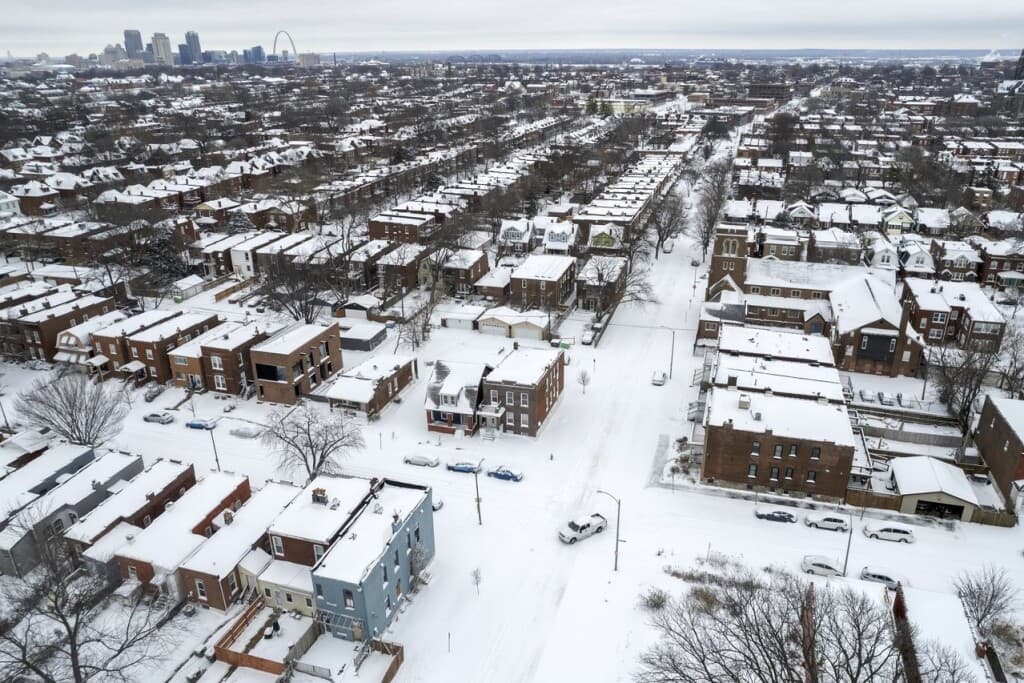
{"left": 558, "top": 513, "right": 609, "bottom": 544}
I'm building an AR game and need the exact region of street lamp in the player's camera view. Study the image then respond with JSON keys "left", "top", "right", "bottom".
{"left": 473, "top": 458, "right": 484, "bottom": 526}
{"left": 660, "top": 327, "right": 676, "bottom": 380}
{"left": 842, "top": 513, "right": 854, "bottom": 576}
{"left": 209, "top": 428, "right": 222, "bottom": 472}
{"left": 596, "top": 489, "right": 622, "bottom": 571}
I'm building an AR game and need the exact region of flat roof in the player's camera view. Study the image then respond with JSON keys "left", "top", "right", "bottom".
{"left": 252, "top": 322, "right": 336, "bottom": 356}
{"left": 712, "top": 354, "right": 844, "bottom": 402}
{"left": 128, "top": 312, "right": 215, "bottom": 343}
{"left": 705, "top": 388, "right": 856, "bottom": 447}
{"left": 268, "top": 475, "right": 371, "bottom": 544}
{"left": 717, "top": 325, "right": 835, "bottom": 366}
{"left": 487, "top": 348, "right": 561, "bottom": 385}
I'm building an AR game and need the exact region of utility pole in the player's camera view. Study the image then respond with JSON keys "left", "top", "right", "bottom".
{"left": 209, "top": 428, "right": 222, "bottom": 472}
{"left": 473, "top": 459, "right": 484, "bottom": 525}
{"left": 842, "top": 514, "right": 854, "bottom": 576}
{"left": 597, "top": 489, "right": 621, "bottom": 571}
{"left": 0, "top": 399, "right": 11, "bottom": 432}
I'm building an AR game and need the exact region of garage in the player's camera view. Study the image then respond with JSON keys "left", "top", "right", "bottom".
{"left": 510, "top": 322, "right": 545, "bottom": 340}
{"left": 890, "top": 456, "right": 979, "bottom": 522}
{"left": 478, "top": 319, "right": 510, "bottom": 336}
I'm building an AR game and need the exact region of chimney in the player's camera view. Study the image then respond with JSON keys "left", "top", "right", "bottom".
{"left": 738, "top": 393, "right": 751, "bottom": 409}
{"left": 91, "top": 480, "right": 101, "bottom": 490}
{"left": 369, "top": 477, "right": 380, "bottom": 499}
{"left": 311, "top": 487, "right": 328, "bottom": 504}
{"left": 391, "top": 511, "right": 401, "bottom": 532}
{"left": 727, "top": 375, "right": 738, "bottom": 389}
{"left": 224, "top": 510, "right": 234, "bottom": 525}
{"left": 753, "top": 412, "right": 762, "bottom": 421}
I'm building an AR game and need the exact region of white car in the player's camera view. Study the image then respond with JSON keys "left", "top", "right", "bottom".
{"left": 404, "top": 454, "right": 440, "bottom": 468}
{"left": 651, "top": 372, "right": 667, "bottom": 386}
{"left": 581, "top": 330, "right": 595, "bottom": 345}
{"left": 229, "top": 425, "right": 263, "bottom": 439}
{"left": 559, "top": 513, "right": 608, "bottom": 544}
{"left": 801, "top": 555, "right": 843, "bottom": 578}
{"left": 860, "top": 566, "right": 902, "bottom": 590}
{"left": 863, "top": 523, "right": 915, "bottom": 544}
{"left": 804, "top": 513, "right": 849, "bottom": 532}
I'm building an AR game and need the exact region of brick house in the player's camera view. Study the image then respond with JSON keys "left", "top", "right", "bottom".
{"left": 974, "top": 396, "right": 1024, "bottom": 506}
{"left": 966, "top": 236, "right": 1024, "bottom": 289}
{"left": 177, "top": 482, "right": 300, "bottom": 611}
{"left": 831, "top": 276, "right": 922, "bottom": 377}
{"left": 16, "top": 294, "right": 115, "bottom": 361}
{"left": 123, "top": 312, "right": 219, "bottom": 384}
{"left": 113, "top": 472, "right": 251, "bottom": 601}
{"left": 481, "top": 348, "right": 565, "bottom": 437}
{"left": 807, "top": 228, "right": 862, "bottom": 265}
{"left": 577, "top": 256, "right": 627, "bottom": 314}
{"left": 368, "top": 211, "right": 438, "bottom": 244}
{"left": 250, "top": 322, "right": 342, "bottom": 404}
{"left": 168, "top": 321, "right": 272, "bottom": 393}
{"left": 930, "top": 240, "right": 981, "bottom": 282}
{"left": 473, "top": 268, "right": 512, "bottom": 303}
{"left": 89, "top": 309, "right": 182, "bottom": 379}
{"left": 902, "top": 279, "right": 1005, "bottom": 350}
{"left": 375, "top": 243, "right": 430, "bottom": 300}
{"left": 440, "top": 249, "right": 489, "bottom": 296}
{"left": 424, "top": 360, "right": 493, "bottom": 435}
{"left": 701, "top": 388, "right": 855, "bottom": 501}
{"left": 325, "top": 354, "right": 418, "bottom": 417}
{"left": 510, "top": 255, "right": 576, "bottom": 311}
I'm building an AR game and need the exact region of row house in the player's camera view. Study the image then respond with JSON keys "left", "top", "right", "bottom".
{"left": 424, "top": 360, "right": 494, "bottom": 435}
{"left": 15, "top": 294, "right": 115, "bottom": 361}
{"left": 367, "top": 211, "right": 438, "bottom": 244}
{"left": 325, "top": 354, "right": 418, "bottom": 417}
{"left": 201, "top": 231, "right": 260, "bottom": 277}
{"left": 830, "top": 276, "right": 923, "bottom": 377}
{"left": 347, "top": 239, "right": 396, "bottom": 292}
{"left": 807, "top": 228, "right": 862, "bottom": 265}
{"left": 974, "top": 396, "right": 1024, "bottom": 507}
{"left": 577, "top": 255, "right": 627, "bottom": 314}
{"left": 229, "top": 232, "right": 288, "bottom": 279}
{"left": 250, "top": 322, "right": 342, "bottom": 405}
{"left": 901, "top": 279, "right": 1005, "bottom": 350}
{"left": 481, "top": 348, "right": 565, "bottom": 437}
{"left": 930, "top": 240, "right": 982, "bottom": 282}
{"left": 965, "top": 235, "right": 1024, "bottom": 289}
{"left": 52, "top": 308, "right": 128, "bottom": 369}
{"left": 253, "top": 232, "right": 316, "bottom": 274}
{"left": 439, "top": 249, "right": 489, "bottom": 296}
{"left": 193, "top": 198, "right": 241, "bottom": 228}
{"left": 375, "top": 243, "right": 430, "bottom": 301}
{"left": 89, "top": 309, "right": 182, "bottom": 379}
{"left": 510, "top": 255, "right": 576, "bottom": 311}
{"left": 122, "top": 312, "right": 220, "bottom": 384}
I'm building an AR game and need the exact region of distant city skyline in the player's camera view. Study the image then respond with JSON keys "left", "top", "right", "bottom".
{"left": 2, "top": 0, "right": 1023, "bottom": 57}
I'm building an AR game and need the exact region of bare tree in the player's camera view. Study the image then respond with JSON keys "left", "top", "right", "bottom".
{"left": 256, "top": 260, "right": 329, "bottom": 324}
{"left": 580, "top": 256, "right": 656, "bottom": 319}
{"left": 954, "top": 565, "right": 1018, "bottom": 638}
{"left": 260, "top": 404, "right": 365, "bottom": 481}
{"left": 0, "top": 510, "right": 182, "bottom": 683}
{"left": 648, "top": 189, "right": 686, "bottom": 259}
{"left": 15, "top": 374, "right": 128, "bottom": 445}
{"left": 997, "top": 326, "right": 1024, "bottom": 399}
{"left": 471, "top": 568, "right": 482, "bottom": 597}
{"left": 690, "top": 159, "right": 731, "bottom": 262}
{"left": 577, "top": 369, "right": 591, "bottom": 395}
{"left": 930, "top": 343, "right": 1000, "bottom": 434}
{"left": 917, "top": 640, "right": 977, "bottom": 683}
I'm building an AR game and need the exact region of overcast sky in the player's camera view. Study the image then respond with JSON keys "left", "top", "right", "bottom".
{"left": 3, "top": 1, "right": 1023, "bottom": 57}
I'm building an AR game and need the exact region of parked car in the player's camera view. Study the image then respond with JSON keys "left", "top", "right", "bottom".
{"left": 404, "top": 454, "right": 440, "bottom": 468}
{"left": 487, "top": 466, "right": 524, "bottom": 482}
{"left": 185, "top": 417, "right": 218, "bottom": 430}
{"left": 690, "top": 258, "right": 700, "bottom": 267}
{"left": 663, "top": 241, "right": 675, "bottom": 254}
{"left": 447, "top": 461, "right": 481, "bottom": 474}
{"left": 860, "top": 567, "right": 902, "bottom": 590}
{"left": 863, "top": 523, "right": 915, "bottom": 543}
{"left": 858, "top": 389, "right": 876, "bottom": 403}
{"left": 229, "top": 425, "right": 263, "bottom": 439}
{"left": 559, "top": 513, "right": 608, "bottom": 544}
{"left": 144, "top": 384, "right": 165, "bottom": 403}
{"left": 805, "top": 513, "right": 849, "bottom": 532}
{"left": 651, "top": 371, "right": 667, "bottom": 386}
{"left": 581, "top": 330, "right": 595, "bottom": 345}
{"left": 143, "top": 412, "right": 174, "bottom": 425}
{"left": 755, "top": 509, "right": 797, "bottom": 523}
{"left": 801, "top": 555, "right": 843, "bottom": 578}
{"left": 877, "top": 392, "right": 897, "bottom": 407}
{"left": 549, "top": 338, "right": 563, "bottom": 348}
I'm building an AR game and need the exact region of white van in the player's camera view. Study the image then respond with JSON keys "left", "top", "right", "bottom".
{"left": 863, "top": 523, "right": 915, "bottom": 544}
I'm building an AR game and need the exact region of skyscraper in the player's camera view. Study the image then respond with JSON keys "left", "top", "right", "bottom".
{"left": 185, "top": 31, "right": 202, "bottom": 64}
{"left": 251, "top": 45, "right": 266, "bottom": 63}
{"left": 178, "top": 44, "right": 192, "bottom": 66}
{"left": 151, "top": 32, "right": 173, "bottom": 65}
{"left": 1015, "top": 48, "right": 1024, "bottom": 81}
{"left": 123, "top": 29, "right": 143, "bottom": 60}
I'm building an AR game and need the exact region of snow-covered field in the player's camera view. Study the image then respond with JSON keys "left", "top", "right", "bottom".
{"left": 5, "top": 231, "right": 1024, "bottom": 682}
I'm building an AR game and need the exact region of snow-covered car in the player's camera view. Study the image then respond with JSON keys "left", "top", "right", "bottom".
{"left": 447, "top": 461, "right": 481, "bottom": 474}
{"left": 860, "top": 567, "right": 902, "bottom": 590}
{"left": 229, "top": 425, "right": 263, "bottom": 439}
{"left": 755, "top": 509, "right": 797, "bottom": 523}
{"left": 143, "top": 384, "right": 165, "bottom": 402}
{"left": 877, "top": 392, "right": 897, "bottom": 406}
{"left": 143, "top": 412, "right": 174, "bottom": 425}
{"left": 863, "top": 523, "right": 914, "bottom": 544}
{"left": 185, "top": 417, "right": 218, "bottom": 430}
{"left": 581, "top": 330, "right": 595, "bottom": 345}
{"left": 651, "top": 372, "right": 667, "bottom": 386}
{"left": 487, "top": 466, "right": 524, "bottom": 482}
{"left": 404, "top": 454, "right": 440, "bottom": 467}
{"left": 801, "top": 555, "right": 842, "bottom": 578}
{"left": 804, "top": 513, "right": 849, "bottom": 532}
{"left": 559, "top": 513, "right": 608, "bottom": 544}
{"left": 662, "top": 241, "right": 674, "bottom": 254}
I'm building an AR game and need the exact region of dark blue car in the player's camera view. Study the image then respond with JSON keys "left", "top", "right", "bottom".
{"left": 447, "top": 461, "right": 481, "bottom": 474}
{"left": 487, "top": 466, "right": 524, "bottom": 482}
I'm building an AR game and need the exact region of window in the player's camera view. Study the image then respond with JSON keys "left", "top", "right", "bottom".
{"left": 305, "top": 597, "right": 313, "bottom": 608}
{"left": 810, "top": 447, "right": 821, "bottom": 460}
{"left": 415, "top": 527, "right": 421, "bottom": 543}
{"left": 860, "top": 336, "right": 869, "bottom": 350}
{"left": 382, "top": 563, "right": 388, "bottom": 582}
{"left": 265, "top": 588, "right": 272, "bottom": 597}
{"left": 227, "top": 573, "right": 237, "bottom": 593}
{"left": 747, "top": 464, "right": 757, "bottom": 478}
{"left": 394, "top": 549, "right": 400, "bottom": 567}
{"left": 490, "top": 389, "right": 498, "bottom": 403}
{"left": 770, "top": 287, "right": 781, "bottom": 296}
{"left": 807, "top": 471, "right": 817, "bottom": 483}
{"left": 505, "top": 391, "right": 514, "bottom": 404}
{"left": 505, "top": 412, "right": 514, "bottom": 425}
{"left": 932, "top": 312, "right": 947, "bottom": 324}
{"left": 195, "top": 580, "right": 207, "bottom": 600}
{"left": 790, "top": 289, "right": 800, "bottom": 297}
{"left": 214, "top": 375, "right": 227, "bottom": 391}
{"left": 145, "top": 348, "right": 153, "bottom": 360}
{"left": 149, "top": 366, "right": 157, "bottom": 377}
{"left": 211, "top": 355, "right": 223, "bottom": 370}
{"left": 174, "top": 356, "right": 187, "bottom": 366}
{"left": 109, "top": 343, "right": 116, "bottom": 355}
{"left": 784, "top": 467, "right": 794, "bottom": 480}
{"left": 704, "top": 322, "right": 718, "bottom": 332}
{"left": 315, "top": 584, "right": 322, "bottom": 596}
{"left": 928, "top": 328, "right": 943, "bottom": 340}
{"left": 344, "top": 590, "right": 354, "bottom": 608}
{"left": 271, "top": 535, "right": 284, "bottom": 556}
{"left": 131, "top": 347, "right": 139, "bottom": 358}
{"left": 888, "top": 339, "right": 897, "bottom": 353}
{"left": 521, "top": 412, "right": 529, "bottom": 427}
{"left": 750, "top": 286, "right": 761, "bottom": 294}
{"left": 769, "top": 466, "right": 779, "bottom": 481}
{"left": 751, "top": 440, "right": 761, "bottom": 456}
{"left": 811, "top": 291, "right": 823, "bottom": 299}
{"left": 53, "top": 518, "right": 64, "bottom": 533}
{"left": 520, "top": 392, "right": 529, "bottom": 407}
{"left": 128, "top": 565, "right": 138, "bottom": 580}
{"left": 773, "top": 445, "right": 783, "bottom": 459}
{"left": 313, "top": 544, "right": 325, "bottom": 563}
{"left": 285, "top": 592, "right": 293, "bottom": 603}
{"left": 142, "top": 514, "right": 152, "bottom": 527}
{"left": 788, "top": 445, "right": 797, "bottom": 457}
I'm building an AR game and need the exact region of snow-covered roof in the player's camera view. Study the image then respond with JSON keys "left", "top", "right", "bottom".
{"left": 0, "top": 443, "right": 93, "bottom": 518}
{"left": 511, "top": 255, "right": 574, "bottom": 282}
{"left": 717, "top": 325, "right": 835, "bottom": 366}
{"left": 127, "top": 312, "right": 213, "bottom": 343}
{"left": 252, "top": 322, "right": 336, "bottom": 356}
{"left": 179, "top": 481, "right": 300, "bottom": 579}
{"left": 830, "top": 276, "right": 903, "bottom": 335}
{"left": 424, "top": 360, "right": 490, "bottom": 414}
{"left": 259, "top": 558, "right": 314, "bottom": 594}
{"left": 313, "top": 482, "right": 428, "bottom": 584}
{"left": 745, "top": 259, "right": 895, "bottom": 292}
{"left": 705, "top": 388, "right": 856, "bottom": 447}
{"left": 268, "top": 475, "right": 372, "bottom": 545}
{"left": 477, "top": 306, "right": 549, "bottom": 329}
{"left": 486, "top": 348, "right": 561, "bottom": 385}
{"left": 712, "top": 354, "right": 845, "bottom": 403}
{"left": 890, "top": 456, "right": 978, "bottom": 506}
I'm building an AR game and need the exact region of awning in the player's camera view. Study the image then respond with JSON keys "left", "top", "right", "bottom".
{"left": 53, "top": 350, "right": 86, "bottom": 364}
{"left": 85, "top": 354, "right": 109, "bottom": 368}
{"left": 120, "top": 360, "right": 145, "bottom": 374}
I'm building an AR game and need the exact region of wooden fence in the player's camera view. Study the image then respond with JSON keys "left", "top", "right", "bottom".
{"left": 213, "top": 277, "right": 254, "bottom": 302}
{"left": 213, "top": 598, "right": 285, "bottom": 675}
{"left": 371, "top": 640, "right": 405, "bottom": 683}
